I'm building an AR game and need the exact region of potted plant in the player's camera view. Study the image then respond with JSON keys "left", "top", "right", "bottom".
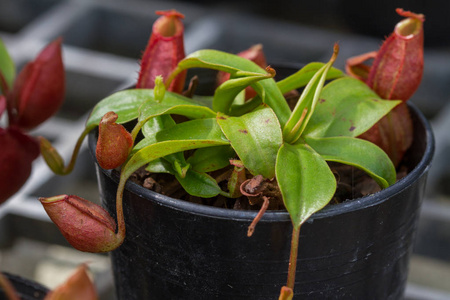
{"left": 36, "top": 8, "right": 433, "bottom": 299}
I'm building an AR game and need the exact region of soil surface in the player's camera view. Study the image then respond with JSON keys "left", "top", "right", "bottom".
{"left": 128, "top": 162, "right": 409, "bottom": 212}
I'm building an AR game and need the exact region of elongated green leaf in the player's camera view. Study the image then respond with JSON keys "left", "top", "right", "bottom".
{"left": 135, "top": 115, "right": 187, "bottom": 176}
{"left": 139, "top": 102, "right": 216, "bottom": 125}
{"left": 305, "top": 136, "right": 396, "bottom": 188}
{"left": 168, "top": 49, "right": 291, "bottom": 126}
{"left": 141, "top": 115, "right": 175, "bottom": 144}
{"left": 123, "top": 117, "right": 229, "bottom": 181}
{"left": 0, "top": 38, "right": 15, "bottom": 92}
{"left": 187, "top": 145, "right": 235, "bottom": 172}
{"left": 86, "top": 89, "right": 203, "bottom": 127}
{"left": 156, "top": 118, "right": 229, "bottom": 143}
{"left": 213, "top": 71, "right": 274, "bottom": 114}
{"left": 122, "top": 138, "right": 229, "bottom": 182}
{"left": 155, "top": 118, "right": 228, "bottom": 176}
{"left": 136, "top": 116, "right": 180, "bottom": 163}
{"left": 87, "top": 89, "right": 153, "bottom": 127}
{"left": 228, "top": 83, "right": 264, "bottom": 116}
{"left": 175, "top": 169, "right": 223, "bottom": 197}
{"left": 283, "top": 48, "right": 338, "bottom": 144}
{"left": 282, "top": 69, "right": 323, "bottom": 143}
{"left": 276, "top": 142, "right": 336, "bottom": 228}
{"left": 303, "top": 77, "right": 401, "bottom": 138}
{"left": 231, "top": 90, "right": 245, "bottom": 106}
{"left": 276, "top": 63, "right": 343, "bottom": 94}
{"left": 217, "top": 105, "right": 282, "bottom": 178}
{"left": 171, "top": 49, "right": 253, "bottom": 74}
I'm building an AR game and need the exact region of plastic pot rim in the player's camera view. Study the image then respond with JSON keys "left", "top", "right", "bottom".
{"left": 88, "top": 102, "right": 434, "bottom": 223}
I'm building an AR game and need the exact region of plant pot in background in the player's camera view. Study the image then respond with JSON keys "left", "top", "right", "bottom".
{"left": 0, "top": 273, "right": 49, "bottom": 300}
{"left": 88, "top": 96, "right": 434, "bottom": 299}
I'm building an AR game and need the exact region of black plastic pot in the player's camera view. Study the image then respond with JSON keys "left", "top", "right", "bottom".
{"left": 0, "top": 273, "right": 49, "bottom": 300}
{"left": 89, "top": 98, "right": 434, "bottom": 299}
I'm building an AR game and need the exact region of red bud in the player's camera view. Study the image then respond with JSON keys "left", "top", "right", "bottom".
{"left": 39, "top": 194, "right": 121, "bottom": 253}
{"left": 0, "top": 127, "right": 39, "bottom": 204}
{"left": 216, "top": 44, "right": 267, "bottom": 99}
{"left": 44, "top": 264, "right": 97, "bottom": 300}
{"left": 8, "top": 38, "right": 65, "bottom": 130}
{"left": 137, "top": 10, "right": 186, "bottom": 92}
{"left": 96, "top": 111, "right": 133, "bottom": 170}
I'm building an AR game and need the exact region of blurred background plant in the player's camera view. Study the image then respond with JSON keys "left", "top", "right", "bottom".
{"left": 0, "top": 38, "right": 64, "bottom": 205}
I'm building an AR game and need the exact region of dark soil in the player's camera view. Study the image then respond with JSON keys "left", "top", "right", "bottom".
{"left": 128, "top": 162, "right": 409, "bottom": 212}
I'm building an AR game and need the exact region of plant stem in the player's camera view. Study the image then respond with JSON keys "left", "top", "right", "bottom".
{"left": 286, "top": 225, "right": 301, "bottom": 289}
{"left": 115, "top": 176, "right": 127, "bottom": 242}
{"left": 247, "top": 196, "right": 270, "bottom": 237}
{"left": 130, "top": 120, "right": 146, "bottom": 143}
{"left": 63, "top": 125, "right": 96, "bottom": 175}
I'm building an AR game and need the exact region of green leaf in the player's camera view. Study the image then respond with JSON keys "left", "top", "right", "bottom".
{"left": 145, "top": 159, "right": 223, "bottom": 198}
{"left": 141, "top": 115, "right": 175, "bottom": 144}
{"left": 303, "top": 77, "right": 401, "bottom": 138}
{"left": 134, "top": 100, "right": 216, "bottom": 147}
{"left": 213, "top": 71, "right": 274, "bottom": 114}
{"left": 131, "top": 91, "right": 216, "bottom": 147}
{"left": 276, "top": 142, "right": 336, "bottom": 229}
{"left": 305, "top": 136, "right": 396, "bottom": 188}
{"left": 231, "top": 90, "right": 246, "bottom": 106}
{"left": 217, "top": 105, "right": 282, "bottom": 178}
{"left": 228, "top": 90, "right": 263, "bottom": 116}
{"left": 276, "top": 62, "right": 343, "bottom": 94}
{"left": 175, "top": 169, "right": 223, "bottom": 198}
{"left": 87, "top": 89, "right": 154, "bottom": 127}
{"left": 122, "top": 118, "right": 229, "bottom": 183}
{"left": 156, "top": 118, "right": 229, "bottom": 143}
{"left": 168, "top": 49, "right": 291, "bottom": 126}
{"left": 187, "top": 145, "right": 235, "bottom": 172}
{"left": 282, "top": 49, "right": 338, "bottom": 144}
{"left": 86, "top": 89, "right": 203, "bottom": 128}
{"left": 155, "top": 118, "right": 228, "bottom": 177}
{"left": 145, "top": 158, "right": 174, "bottom": 174}
{"left": 139, "top": 101, "right": 216, "bottom": 125}
{"left": 136, "top": 115, "right": 189, "bottom": 177}
{"left": 0, "top": 38, "right": 15, "bottom": 92}
{"left": 121, "top": 138, "right": 229, "bottom": 183}
{"left": 171, "top": 49, "right": 253, "bottom": 74}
